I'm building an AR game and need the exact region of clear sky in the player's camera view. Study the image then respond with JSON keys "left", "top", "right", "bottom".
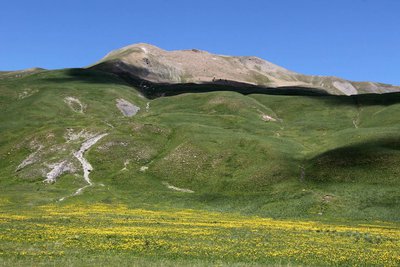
{"left": 1, "top": 0, "right": 399, "bottom": 85}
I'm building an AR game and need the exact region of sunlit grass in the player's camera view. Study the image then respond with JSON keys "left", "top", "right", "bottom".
{"left": 1, "top": 203, "right": 399, "bottom": 266}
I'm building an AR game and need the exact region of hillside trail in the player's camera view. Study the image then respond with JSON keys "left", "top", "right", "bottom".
{"left": 59, "top": 133, "right": 108, "bottom": 201}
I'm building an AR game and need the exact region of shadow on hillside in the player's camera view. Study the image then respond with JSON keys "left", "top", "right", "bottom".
{"left": 89, "top": 61, "right": 330, "bottom": 98}
{"left": 89, "top": 62, "right": 400, "bottom": 106}
{"left": 306, "top": 137, "right": 400, "bottom": 183}
{"left": 46, "top": 66, "right": 400, "bottom": 107}
{"left": 45, "top": 68, "right": 130, "bottom": 87}
{"left": 119, "top": 74, "right": 331, "bottom": 98}
{"left": 120, "top": 75, "right": 400, "bottom": 107}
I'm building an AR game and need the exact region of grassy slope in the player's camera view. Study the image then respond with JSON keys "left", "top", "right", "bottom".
{"left": 0, "top": 68, "right": 399, "bottom": 222}
{"left": 1, "top": 68, "right": 400, "bottom": 266}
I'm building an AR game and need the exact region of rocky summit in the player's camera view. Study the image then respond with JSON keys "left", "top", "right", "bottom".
{"left": 91, "top": 43, "right": 400, "bottom": 95}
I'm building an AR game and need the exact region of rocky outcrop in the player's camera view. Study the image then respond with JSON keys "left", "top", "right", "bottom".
{"left": 116, "top": 98, "right": 140, "bottom": 117}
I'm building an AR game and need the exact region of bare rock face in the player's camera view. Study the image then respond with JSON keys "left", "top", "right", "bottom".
{"left": 44, "top": 161, "right": 74, "bottom": 183}
{"left": 116, "top": 98, "right": 140, "bottom": 117}
{"left": 91, "top": 43, "right": 400, "bottom": 95}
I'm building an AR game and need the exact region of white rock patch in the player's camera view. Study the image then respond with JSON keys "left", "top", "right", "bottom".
{"left": 103, "top": 121, "right": 114, "bottom": 128}
{"left": 122, "top": 160, "right": 130, "bottom": 171}
{"left": 141, "top": 46, "right": 148, "bottom": 54}
{"left": 73, "top": 133, "right": 108, "bottom": 185}
{"left": 162, "top": 182, "right": 194, "bottom": 193}
{"left": 261, "top": 114, "right": 277, "bottom": 122}
{"left": 18, "top": 88, "right": 38, "bottom": 100}
{"left": 73, "top": 185, "right": 91, "bottom": 196}
{"left": 333, "top": 81, "right": 358, "bottom": 96}
{"left": 64, "top": 129, "right": 96, "bottom": 143}
{"left": 59, "top": 133, "right": 108, "bottom": 201}
{"left": 64, "top": 97, "right": 85, "bottom": 113}
{"left": 140, "top": 166, "right": 148, "bottom": 172}
{"left": 16, "top": 145, "right": 43, "bottom": 171}
{"left": 116, "top": 98, "right": 140, "bottom": 117}
{"left": 44, "top": 161, "right": 73, "bottom": 183}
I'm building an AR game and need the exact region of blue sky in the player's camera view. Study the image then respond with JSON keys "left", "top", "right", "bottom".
{"left": 1, "top": 0, "right": 399, "bottom": 85}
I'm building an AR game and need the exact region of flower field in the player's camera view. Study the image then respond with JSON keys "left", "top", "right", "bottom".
{"left": 0, "top": 203, "right": 399, "bottom": 266}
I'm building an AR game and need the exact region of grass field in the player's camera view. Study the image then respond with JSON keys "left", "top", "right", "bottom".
{"left": 1, "top": 202, "right": 399, "bottom": 266}
{"left": 0, "top": 68, "right": 399, "bottom": 265}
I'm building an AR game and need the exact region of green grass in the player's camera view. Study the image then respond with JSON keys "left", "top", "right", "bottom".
{"left": 0, "top": 203, "right": 398, "bottom": 266}
{"left": 0, "top": 68, "right": 400, "bottom": 265}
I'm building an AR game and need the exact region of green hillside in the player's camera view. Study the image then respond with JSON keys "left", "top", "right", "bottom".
{"left": 0, "top": 68, "right": 399, "bottom": 266}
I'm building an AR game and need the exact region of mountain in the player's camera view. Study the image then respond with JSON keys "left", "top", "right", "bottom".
{"left": 91, "top": 43, "right": 400, "bottom": 96}
{"left": 0, "top": 67, "right": 45, "bottom": 79}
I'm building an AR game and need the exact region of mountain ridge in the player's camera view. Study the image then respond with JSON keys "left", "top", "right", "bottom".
{"left": 90, "top": 43, "right": 400, "bottom": 95}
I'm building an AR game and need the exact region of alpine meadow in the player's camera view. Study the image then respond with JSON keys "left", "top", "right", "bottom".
{"left": 0, "top": 43, "right": 399, "bottom": 266}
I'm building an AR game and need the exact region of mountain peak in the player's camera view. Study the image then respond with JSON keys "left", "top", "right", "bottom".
{"left": 91, "top": 43, "right": 400, "bottom": 95}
